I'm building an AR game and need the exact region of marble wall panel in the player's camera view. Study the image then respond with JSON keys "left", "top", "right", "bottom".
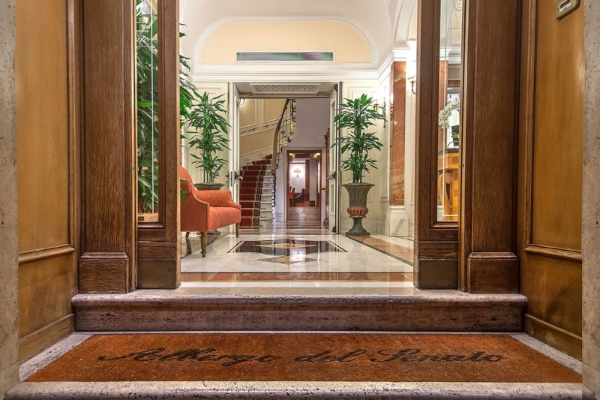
{"left": 0, "top": 0, "right": 19, "bottom": 398}
{"left": 583, "top": 0, "right": 600, "bottom": 397}
{"left": 390, "top": 62, "right": 407, "bottom": 206}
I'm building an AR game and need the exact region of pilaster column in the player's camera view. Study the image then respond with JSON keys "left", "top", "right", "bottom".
{"left": 386, "top": 61, "right": 410, "bottom": 237}
{"left": 79, "top": 0, "right": 137, "bottom": 293}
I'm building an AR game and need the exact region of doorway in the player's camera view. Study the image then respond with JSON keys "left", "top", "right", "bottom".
{"left": 286, "top": 150, "right": 323, "bottom": 229}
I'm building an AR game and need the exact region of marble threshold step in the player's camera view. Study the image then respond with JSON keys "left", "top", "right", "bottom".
{"left": 7, "top": 382, "right": 584, "bottom": 399}
{"left": 71, "top": 289, "right": 527, "bottom": 332}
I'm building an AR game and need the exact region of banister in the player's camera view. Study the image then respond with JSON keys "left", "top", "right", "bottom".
{"left": 271, "top": 99, "right": 291, "bottom": 174}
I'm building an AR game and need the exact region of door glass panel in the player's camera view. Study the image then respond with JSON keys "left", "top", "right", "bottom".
{"left": 136, "top": 0, "right": 159, "bottom": 221}
{"left": 437, "top": 0, "right": 463, "bottom": 222}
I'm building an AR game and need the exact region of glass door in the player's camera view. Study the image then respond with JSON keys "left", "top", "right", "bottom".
{"left": 229, "top": 83, "right": 241, "bottom": 203}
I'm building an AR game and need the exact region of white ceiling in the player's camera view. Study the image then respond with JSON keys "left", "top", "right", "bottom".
{"left": 180, "top": 0, "right": 418, "bottom": 72}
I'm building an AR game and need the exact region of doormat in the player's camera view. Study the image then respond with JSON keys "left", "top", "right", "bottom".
{"left": 27, "top": 333, "right": 581, "bottom": 383}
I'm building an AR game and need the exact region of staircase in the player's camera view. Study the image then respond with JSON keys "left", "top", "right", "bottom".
{"left": 239, "top": 154, "right": 275, "bottom": 228}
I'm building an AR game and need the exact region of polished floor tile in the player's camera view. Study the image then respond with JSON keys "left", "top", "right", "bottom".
{"left": 181, "top": 231, "right": 413, "bottom": 289}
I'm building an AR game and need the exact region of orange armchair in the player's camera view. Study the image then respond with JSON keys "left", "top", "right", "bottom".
{"left": 180, "top": 166, "right": 241, "bottom": 257}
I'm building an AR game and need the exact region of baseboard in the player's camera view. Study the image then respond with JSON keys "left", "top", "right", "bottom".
{"left": 467, "top": 252, "right": 519, "bottom": 293}
{"left": 524, "top": 313, "right": 582, "bottom": 360}
{"left": 18, "top": 314, "right": 74, "bottom": 363}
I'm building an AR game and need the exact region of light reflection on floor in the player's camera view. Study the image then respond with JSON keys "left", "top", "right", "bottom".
{"left": 180, "top": 227, "right": 414, "bottom": 289}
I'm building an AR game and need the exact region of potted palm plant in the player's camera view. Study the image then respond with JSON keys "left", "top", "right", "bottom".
{"left": 334, "top": 94, "right": 386, "bottom": 235}
{"left": 186, "top": 92, "right": 230, "bottom": 190}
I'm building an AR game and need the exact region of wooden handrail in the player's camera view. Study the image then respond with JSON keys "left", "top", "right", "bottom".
{"left": 271, "top": 99, "right": 291, "bottom": 174}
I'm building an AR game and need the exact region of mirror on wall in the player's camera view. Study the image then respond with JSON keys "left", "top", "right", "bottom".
{"left": 436, "top": 0, "right": 463, "bottom": 222}
{"left": 136, "top": 0, "right": 159, "bottom": 221}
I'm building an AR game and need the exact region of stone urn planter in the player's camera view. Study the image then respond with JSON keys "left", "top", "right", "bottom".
{"left": 194, "top": 182, "right": 224, "bottom": 191}
{"left": 342, "top": 183, "right": 374, "bottom": 235}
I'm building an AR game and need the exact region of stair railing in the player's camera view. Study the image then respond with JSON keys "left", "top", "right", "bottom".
{"left": 271, "top": 99, "right": 291, "bottom": 174}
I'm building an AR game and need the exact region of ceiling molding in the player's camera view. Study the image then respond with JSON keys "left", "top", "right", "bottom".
{"left": 394, "top": 0, "right": 418, "bottom": 48}
{"left": 192, "top": 16, "right": 380, "bottom": 71}
{"left": 190, "top": 47, "right": 414, "bottom": 83}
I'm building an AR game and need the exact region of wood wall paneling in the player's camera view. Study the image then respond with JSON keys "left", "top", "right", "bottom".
{"left": 459, "top": 0, "right": 521, "bottom": 294}
{"left": 79, "top": 0, "right": 136, "bottom": 293}
{"left": 15, "top": 0, "right": 80, "bottom": 361}
{"left": 16, "top": 0, "right": 70, "bottom": 253}
{"left": 414, "top": 0, "right": 459, "bottom": 289}
{"left": 530, "top": 0, "right": 583, "bottom": 252}
{"left": 518, "top": 0, "right": 583, "bottom": 359}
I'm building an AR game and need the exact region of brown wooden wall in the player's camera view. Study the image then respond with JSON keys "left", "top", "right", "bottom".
{"left": 518, "top": 0, "right": 584, "bottom": 359}
{"left": 15, "top": 0, "right": 80, "bottom": 362}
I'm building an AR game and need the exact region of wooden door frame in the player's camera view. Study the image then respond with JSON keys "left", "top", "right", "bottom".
{"left": 414, "top": 0, "right": 460, "bottom": 289}
{"left": 414, "top": 0, "right": 521, "bottom": 292}
{"left": 78, "top": 0, "right": 137, "bottom": 294}
{"left": 136, "top": 0, "right": 181, "bottom": 289}
{"left": 79, "top": 0, "right": 181, "bottom": 293}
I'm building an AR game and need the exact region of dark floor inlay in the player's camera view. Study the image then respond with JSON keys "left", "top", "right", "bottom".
{"left": 28, "top": 333, "right": 581, "bottom": 383}
{"left": 228, "top": 239, "right": 346, "bottom": 255}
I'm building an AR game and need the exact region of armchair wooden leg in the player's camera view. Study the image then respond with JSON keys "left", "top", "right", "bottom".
{"left": 236, "top": 223, "right": 240, "bottom": 238}
{"left": 200, "top": 232, "right": 207, "bottom": 257}
{"left": 185, "top": 232, "right": 191, "bottom": 256}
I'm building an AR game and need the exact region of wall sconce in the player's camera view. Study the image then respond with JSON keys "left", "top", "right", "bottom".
{"left": 408, "top": 77, "right": 417, "bottom": 95}
{"left": 372, "top": 91, "right": 387, "bottom": 128}
{"left": 239, "top": 98, "right": 246, "bottom": 106}
{"left": 293, "top": 167, "right": 301, "bottom": 178}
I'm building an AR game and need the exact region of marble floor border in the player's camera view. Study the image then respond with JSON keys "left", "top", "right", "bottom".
{"left": 178, "top": 281, "right": 416, "bottom": 288}
{"left": 344, "top": 235, "right": 413, "bottom": 266}
{"left": 510, "top": 333, "right": 583, "bottom": 374}
{"left": 7, "top": 381, "right": 584, "bottom": 399}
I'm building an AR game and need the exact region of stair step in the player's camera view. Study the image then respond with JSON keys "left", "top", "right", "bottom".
{"left": 71, "top": 291, "right": 526, "bottom": 332}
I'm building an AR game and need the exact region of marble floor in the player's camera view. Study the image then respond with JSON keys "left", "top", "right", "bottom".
{"left": 181, "top": 229, "right": 414, "bottom": 289}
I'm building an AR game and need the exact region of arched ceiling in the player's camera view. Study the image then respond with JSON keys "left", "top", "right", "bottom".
{"left": 180, "top": 0, "right": 418, "bottom": 73}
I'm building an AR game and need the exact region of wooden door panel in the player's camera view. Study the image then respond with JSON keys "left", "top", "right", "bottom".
{"left": 530, "top": 0, "right": 584, "bottom": 252}
{"left": 16, "top": 0, "right": 70, "bottom": 252}
{"left": 518, "top": 0, "right": 584, "bottom": 359}
{"left": 15, "top": 0, "right": 80, "bottom": 362}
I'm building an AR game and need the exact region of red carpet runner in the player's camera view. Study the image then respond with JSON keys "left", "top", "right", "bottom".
{"left": 239, "top": 154, "right": 273, "bottom": 227}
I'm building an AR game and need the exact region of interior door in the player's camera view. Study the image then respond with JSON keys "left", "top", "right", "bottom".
{"left": 228, "top": 82, "right": 241, "bottom": 203}
{"left": 328, "top": 83, "right": 342, "bottom": 232}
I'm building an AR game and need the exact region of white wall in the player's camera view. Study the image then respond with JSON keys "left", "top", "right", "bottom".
{"left": 289, "top": 162, "right": 306, "bottom": 192}
{"left": 291, "top": 98, "right": 330, "bottom": 148}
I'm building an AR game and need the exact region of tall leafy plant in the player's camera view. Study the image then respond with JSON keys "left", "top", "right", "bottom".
{"left": 334, "top": 94, "right": 386, "bottom": 183}
{"left": 186, "top": 92, "right": 230, "bottom": 183}
{"left": 136, "top": 0, "right": 199, "bottom": 213}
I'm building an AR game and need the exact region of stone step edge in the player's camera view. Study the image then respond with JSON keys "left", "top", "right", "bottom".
{"left": 72, "top": 292, "right": 526, "bottom": 308}
{"left": 7, "top": 382, "right": 583, "bottom": 400}
{"left": 72, "top": 292, "right": 526, "bottom": 332}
